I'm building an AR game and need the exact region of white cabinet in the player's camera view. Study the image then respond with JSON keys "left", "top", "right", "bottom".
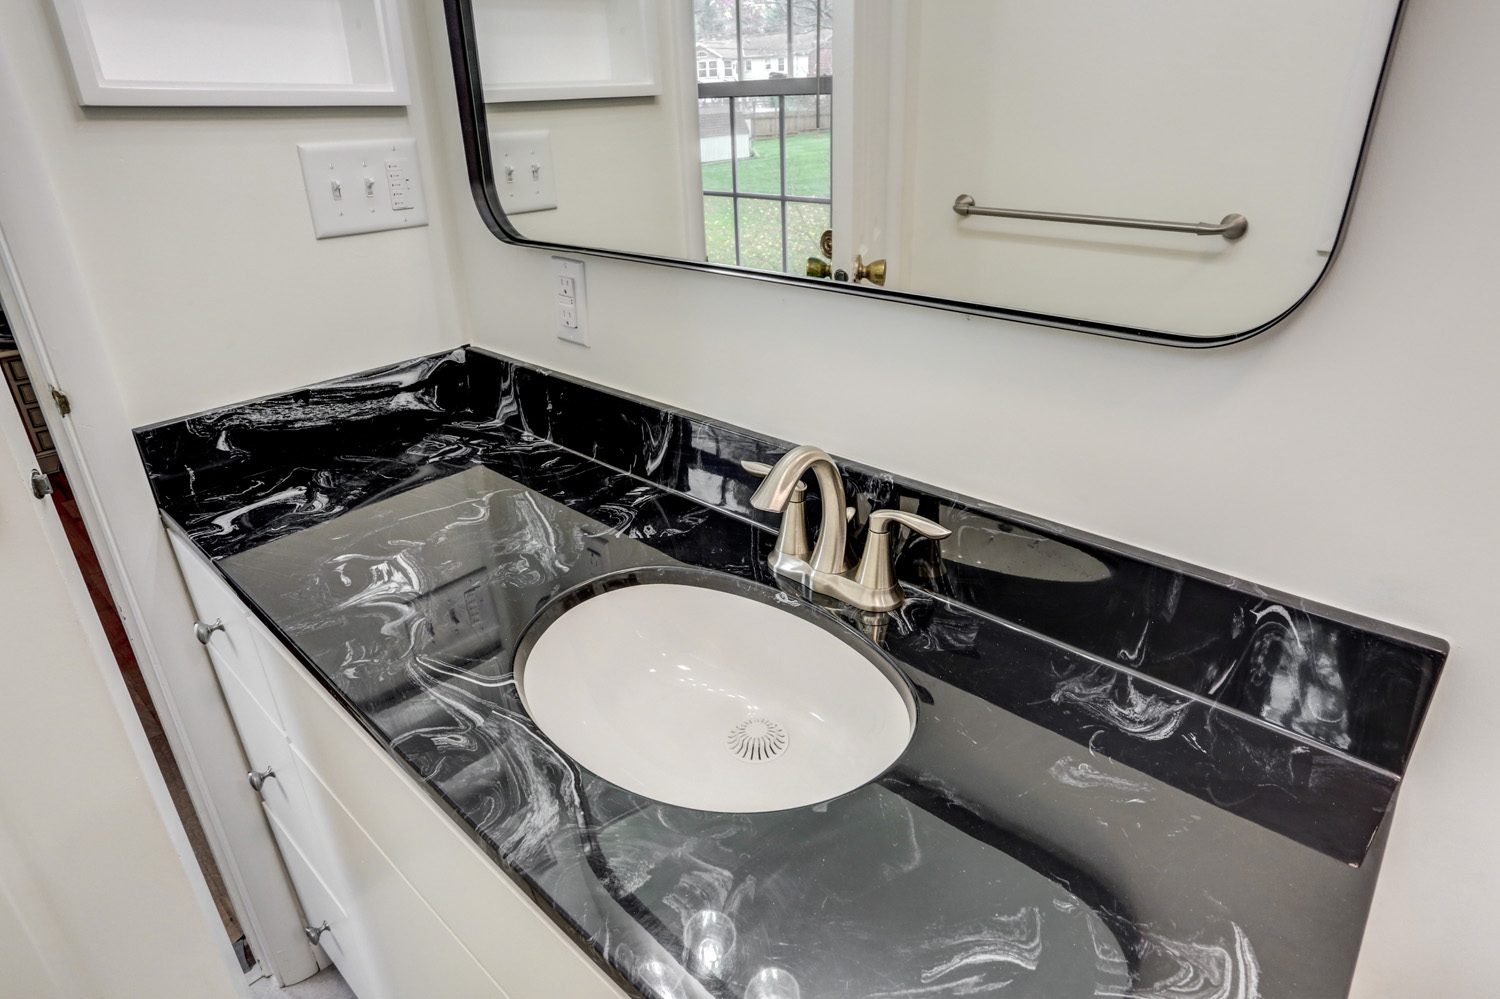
{"left": 168, "top": 532, "right": 629, "bottom": 999}
{"left": 50, "top": 0, "right": 410, "bottom": 106}
{"left": 472, "top": 0, "right": 662, "bottom": 102}
{"left": 168, "top": 531, "right": 321, "bottom": 987}
{"left": 264, "top": 757, "right": 510, "bottom": 999}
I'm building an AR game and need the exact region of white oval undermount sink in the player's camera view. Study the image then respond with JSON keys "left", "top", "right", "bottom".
{"left": 515, "top": 571, "right": 916, "bottom": 813}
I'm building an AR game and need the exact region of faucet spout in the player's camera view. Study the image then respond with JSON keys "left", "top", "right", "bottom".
{"left": 749, "top": 445, "right": 850, "bottom": 575}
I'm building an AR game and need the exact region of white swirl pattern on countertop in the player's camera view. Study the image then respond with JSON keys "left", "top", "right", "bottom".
{"left": 1049, "top": 756, "right": 1153, "bottom": 795}
{"left": 1051, "top": 674, "right": 1192, "bottom": 742}
{"left": 1096, "top": 922, "right": 1259, "bottom": 999}
{"left": 867, "top": 908, "right": 1044, "bottom": 997}
{"left": 207, "top": 485, "right": 324, "bottom": 536}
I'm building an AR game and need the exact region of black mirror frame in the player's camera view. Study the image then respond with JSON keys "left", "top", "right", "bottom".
{"left": 443, "top": 0, "right": 1406, "bottom": 349}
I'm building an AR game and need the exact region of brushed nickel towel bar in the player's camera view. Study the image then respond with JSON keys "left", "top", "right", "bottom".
{"left": 953, "top": 195, "right": 1248, "bottom": 241}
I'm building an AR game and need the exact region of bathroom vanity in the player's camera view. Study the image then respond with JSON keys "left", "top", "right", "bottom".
{"left": 137, "top": 348, "right": 1444, "bottom": 999}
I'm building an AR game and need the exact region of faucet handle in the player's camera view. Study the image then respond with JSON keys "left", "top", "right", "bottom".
{"left": 741, "top": 460, "right": 807, "bottom": 498}
{"left": 741, "top": 460, "right": 810, "bottom": 565}
{"left": 866, "top": 509, "right": 951, "bottom": 540}
{"left": 849, "top": 509, "right": 952, "bottom": 613}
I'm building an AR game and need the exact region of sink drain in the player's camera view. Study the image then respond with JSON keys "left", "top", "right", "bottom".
{"left": 726, "top": 717, "right": 789, "bottom": 763}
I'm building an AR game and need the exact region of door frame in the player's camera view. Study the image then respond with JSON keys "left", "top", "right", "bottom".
{"left": 831, "top": 0, "right": 908, "bottom": 284}
{"left": 0, "top": 46, "right": 309, "bottom": 990}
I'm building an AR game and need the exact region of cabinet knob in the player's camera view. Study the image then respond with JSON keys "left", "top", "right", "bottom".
{"left": 304, "top": 921, "right": 330, "bottom": 946}
{"left": 247, "top": 766, "right": 277, "bottom": 793}
{"left": 193, "top": 619, "right": 225, "bottom": 645}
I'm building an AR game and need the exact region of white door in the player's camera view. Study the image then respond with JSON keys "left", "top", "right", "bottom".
{"left": 831, "top": 0, "right": 908, "bottom": 283}
{"left": 0, "top": 365, "right": 241, "bottom": 996}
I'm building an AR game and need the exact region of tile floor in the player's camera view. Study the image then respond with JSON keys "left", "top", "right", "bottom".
{"left": 248, "top": 967, "right": 356, "bottom": 998}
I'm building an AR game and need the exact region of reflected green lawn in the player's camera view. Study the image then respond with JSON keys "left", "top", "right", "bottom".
{"left": 702, "top": 130, "right": 831, "bottom": 197}
{"left": 703, "top": 130, "right": 831, "bottom": 272}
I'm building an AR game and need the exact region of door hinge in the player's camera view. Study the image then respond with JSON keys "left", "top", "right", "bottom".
{"left": 50, "top": 387, "right": 71, "bottom": 416}
{"left": 30, "top": 469, "right": 52, "bottom": 499}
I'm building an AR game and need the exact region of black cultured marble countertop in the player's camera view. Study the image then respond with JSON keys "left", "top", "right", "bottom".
{"left": 137, "top": 348, "right": 1447, "bottom": 999}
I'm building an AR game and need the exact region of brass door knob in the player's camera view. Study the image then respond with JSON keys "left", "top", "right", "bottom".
{"left": 853, "top": 255, "right": 886, "bottom": 286}
{"left": 819, "top": 229, "right": 834, "bottom": 259}
{"left": 806, "top": 257, "right": 832, "bottom": 279}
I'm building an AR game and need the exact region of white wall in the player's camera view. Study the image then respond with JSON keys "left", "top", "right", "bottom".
{"left": 433, "top": 0, "right": 1500, "bottom": 993}
{"left": 0, "top": 0, "right": 465, "bottom": 428}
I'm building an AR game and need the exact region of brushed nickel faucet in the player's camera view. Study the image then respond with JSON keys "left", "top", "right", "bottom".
{"left": 743, "top": 446, "right": 949, "bottom": 612}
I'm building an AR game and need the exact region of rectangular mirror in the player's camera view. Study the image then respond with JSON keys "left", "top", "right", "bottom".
{"left": 446, "top": 0, "right": 1403, "bottom": 345}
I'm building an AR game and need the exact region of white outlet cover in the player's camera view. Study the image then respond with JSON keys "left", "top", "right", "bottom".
{"left": 553, "top": 256, "right": 589, "bottom": 346}
{"left": 296, "top": 139, "right": 429, "bottom": 239}
{"left": 494, "top": 131, "right": 558, "bottom": 215}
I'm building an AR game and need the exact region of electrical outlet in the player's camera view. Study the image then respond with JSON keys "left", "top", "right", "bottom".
{"left": 296, "top": 139, "right": 428, "bottom": 239}
{"left": 553, "top": 256, "right": 588, "bottom": 346}
{"left": 494, "top": 131, "right": 558, "bottom": 214}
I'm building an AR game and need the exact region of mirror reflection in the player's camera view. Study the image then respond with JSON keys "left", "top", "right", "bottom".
{"left": 467, "top": 1, "right": 1401, "bottom": 340}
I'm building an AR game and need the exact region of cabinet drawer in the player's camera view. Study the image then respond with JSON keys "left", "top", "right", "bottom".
{"left": 263, "top": 807, "right": 346, "bottom": 976}
{"left": 208, "top": 647, "right": 281, "bottom": 764}
{"left": 169, "top": 532, "right": 284, "bottom": 728}
{"left": 251, "top": 623, "right": 628, "bottom": 999}
{"left": 212, "top": 661, "right": 326, "bottom": 864}
{"left": 277, "top": 754, "right": 510, "bottom": 999}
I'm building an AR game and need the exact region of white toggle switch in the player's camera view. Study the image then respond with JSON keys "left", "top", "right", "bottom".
{"left": 553, "top": 256, "right": 588, "bottom": 346}
{"left": 297, "top": 139, "right": 428, "bottom": 238}
{"left": 493, "top": 131, "right": 558, "bottom": 215}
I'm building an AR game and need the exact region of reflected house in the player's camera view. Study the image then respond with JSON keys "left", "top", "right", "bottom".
{"left": 696, "top": 31, "right": 829, "bottom": 82}
{"left": 697, "top": 30, "right": 833, "bottom": 166}
{"left": 696, "top": 31, "right": 832, "bottom": 83}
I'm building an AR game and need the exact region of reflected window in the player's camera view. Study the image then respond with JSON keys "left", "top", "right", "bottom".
{"left": 694, "top": 0, "right": 832, "bottom": 274}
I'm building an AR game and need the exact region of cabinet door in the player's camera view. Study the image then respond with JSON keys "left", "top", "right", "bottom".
{"left": 168, "top": 531, "right": 283, "bottom": 726}
{"left": 167, "top": 531, "right": 319, "bottom": 986}
{"left": 252, "top": 624, "right": 630, "bottom": 999}
{"left": 274, "top": 753, "right": 511, "bottom": 999}
{"left": 213, "top": 661, "right": 325, "bottom": 864}
{"left": 263, "top": 807, "right": 344, "bottom": 975}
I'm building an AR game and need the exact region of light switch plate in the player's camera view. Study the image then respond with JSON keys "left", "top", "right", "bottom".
{"left": 297, "top": 139, "right": 429, "bottom": 239}
{"left": 553, "top": 256, "right": 588, "bottom": 346}
{"left": 494, "top": 131, "right": 558, "bottom": 214}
